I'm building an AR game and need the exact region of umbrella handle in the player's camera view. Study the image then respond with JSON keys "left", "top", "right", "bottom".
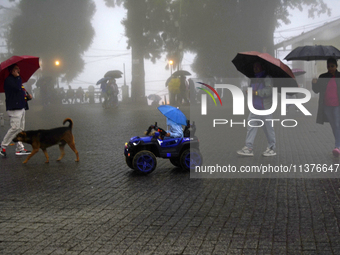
{"left": 313, "top": 61, "right": 318, "bottom": 79}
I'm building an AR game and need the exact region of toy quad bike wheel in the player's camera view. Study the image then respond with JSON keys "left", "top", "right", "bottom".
{"left": 180, "top": 149, "right": 203, "bottom": 171}
{"left": 133, "top": 150, "right": 157, "bottom": 174}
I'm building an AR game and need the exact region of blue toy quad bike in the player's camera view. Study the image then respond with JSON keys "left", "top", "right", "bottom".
{"left": 124, "top": 121, "right": 203, "bottom": 174}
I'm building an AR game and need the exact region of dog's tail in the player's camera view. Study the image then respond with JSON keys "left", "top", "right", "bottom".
{"left": 63, "top": 118, "right": 73, "bottom": 129}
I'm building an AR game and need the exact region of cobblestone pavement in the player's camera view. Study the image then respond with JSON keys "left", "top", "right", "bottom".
{"left": 1, "top": 98, "right": 340, "bottom": 255}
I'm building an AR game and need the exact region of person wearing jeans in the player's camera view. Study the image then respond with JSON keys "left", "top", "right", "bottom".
{"left": 245, "top": 113, "right": 276, "bottom": 153}
{"left": 312, "top": 57, "right": 340, "bottom": 157}
{"left": 0, "top": 64, "right": 31, "bottom": 157}
{"left": 324, "top": 106, "right": 340, "bottom": 150}
{"left": 237, "top": 62, "right": 276, "bottom": 157}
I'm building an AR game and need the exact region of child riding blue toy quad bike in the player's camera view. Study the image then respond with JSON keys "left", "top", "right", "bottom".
{"left": 124, "top": 105, "right": 203, "bottom": 174}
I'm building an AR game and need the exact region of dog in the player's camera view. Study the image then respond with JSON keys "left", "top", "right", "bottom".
{"left": 13, "top": 118, "right": 79, "bottom": 164}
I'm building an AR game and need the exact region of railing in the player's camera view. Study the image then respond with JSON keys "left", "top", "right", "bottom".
{"left": 28, "top": 87, "right": 124, "bottom": 104}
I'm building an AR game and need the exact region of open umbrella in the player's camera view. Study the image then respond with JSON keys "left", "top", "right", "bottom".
{"left": 158, "top": 105, "right": 187, "bottom": 126}
{"left": 172, "top": 70, "right": 191, "bottom": 77}
{"left": 148, "top": 94, "right": 161, "bottom": 101}
{"left": 104, "top": 70, "right": 123, "bottom": 79}
{"left": 96, "top": 77, "right": 110, "bottom": 85}
{"left": 284, "top": 45, "right": 340, "bottom": 61}
{"left": 0, "top": 55, "right": 40, "bottom": 93}
{"left": 292, "top": 68, "right": 306, "bottom": 76}
{"left": 232, "top": 51, "right": 298, "bottom": 90}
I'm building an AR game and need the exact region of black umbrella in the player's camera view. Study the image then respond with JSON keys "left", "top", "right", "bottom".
{"left": 148, "top": 94, "right": 161, "bottom": 101}
{"left": 232, "top": 51, "right": 298, "bottom": 91}
{"left": 104, "top": 70, "right": 123, "bottom": 79}
{"left": 232, "top": 51, "right": 296, "bottom": 79}
{"left": 292, "top": 68, "right": 306, "bottom": 77}
{"left": 284, "top": 45, "right": 340, "bottom": 61}
{"left": 172, "top": 70, "right": 191, "bottom": 77}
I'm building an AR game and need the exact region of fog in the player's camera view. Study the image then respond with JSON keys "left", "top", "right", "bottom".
{"left": 0, "top": 0, "right": 340, "bottom": 106}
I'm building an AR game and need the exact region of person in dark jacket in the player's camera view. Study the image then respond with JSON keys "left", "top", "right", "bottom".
{"left": 312, "top": 57, "right": 340, "bottom": 157}
{"left": 178, "top": 75, "right": 189, "bottom": 105}
{"left": 0, "top": 64, "right": 32, "bottom": 157}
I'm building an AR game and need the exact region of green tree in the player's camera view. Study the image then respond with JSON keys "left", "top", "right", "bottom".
{"left": 169, "top": 0, "right": 330, "bottom": 78}
{"left": 105, "top": 0, "right": 171, "bottom": 103}
{"left": 7, "top": 0, "right": 95, "bottom": 82}
{"left": 105, "top": 0, "right": 330, "bottom": 95}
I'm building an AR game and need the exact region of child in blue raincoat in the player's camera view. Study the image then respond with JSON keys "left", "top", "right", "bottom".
{"left": 164, "top": 118, "right": 183, "bottom": 138}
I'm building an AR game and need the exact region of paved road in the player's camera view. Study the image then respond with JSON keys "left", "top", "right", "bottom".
{"left": 1, "top": 99, "right": 340, "bottom": 254}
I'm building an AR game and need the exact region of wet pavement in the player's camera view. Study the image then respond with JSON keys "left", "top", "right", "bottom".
{"left": 1, "top": 98, "right": 340, "bottom": 254}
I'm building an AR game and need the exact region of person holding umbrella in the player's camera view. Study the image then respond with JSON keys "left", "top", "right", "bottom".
{"left": 164, "top": 118, "right": 183, "bottom": 138}
{"left": 158, "top": 105, "right": 186, "bottom": 138}
{"left": 312, "top": 57, "right": 340, "bottom": 157}
{"left": 237, "top": 62, "right": 276, "bottom": 157}
{"left": 97, "top": 70, "right": 122, "bottom": 108}
{"left": 1, "top": 64, "right": 32, "bottom": 157}
{"left": 232, "top": 51, "right": 298, "bottom": 157}
{"left": 106, "top": 77, "right": 119, "bottom": 108}
{"left": 178, "top": 75, "right": 189, "bottom": 105}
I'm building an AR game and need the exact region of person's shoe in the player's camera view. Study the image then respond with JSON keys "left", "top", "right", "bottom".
{"left": 0, "top": 148, "right": 6, "bottom": 157}
{"left": 332, "top": 148, "right": 340, "bottom": 157}
{"left": 237, "top": 146, "right": 254, "bottom": 156}
{"left": 15, "top": 149, "right": 31, "bottom": 155}
{"left": 262, "top": 147, "right": 276, "bottom": 157}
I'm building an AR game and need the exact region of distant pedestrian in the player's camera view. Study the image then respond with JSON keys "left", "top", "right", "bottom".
{"left": 87, "top": 85, "right": 95, "bottom": 104}
{"left": 66, "top": 86, "right": 75, "bottom": 104}
{"left": 237, "top": 62, "right": 276, "bottom": 157}
{"left": 38, "top": 76, "right": 53, "bottom": 105}
{"left": 312, "top": 57, "right": 340, "bottom": 157}
{"left": 178, "top": 75, "right": 189, "bottom": 105}
{"left": 107, "top": 78, "right": 119, "bottom": 107}
{"left": 166, "top": 76, "right": 180, "bottom": 106}
{"left": 76, "top": 87, "right": 84, "bottom": 103}
{"left": 1, "top": 64, "right": 32, "bottom": 157}
{"left": 188, "top": 78, "right": 197, "bottom": 104}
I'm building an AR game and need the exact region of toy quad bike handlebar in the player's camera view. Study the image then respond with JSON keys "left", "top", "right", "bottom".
{"left": 146, "top": 120, "right": 197, "bottom": 139}
{"left": 145, "top": 122, "right": 167, "bottom": 139}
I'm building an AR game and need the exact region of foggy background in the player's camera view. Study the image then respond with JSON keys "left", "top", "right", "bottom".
{"left": 1, "top": 0, "right": 340, "bottom": 105}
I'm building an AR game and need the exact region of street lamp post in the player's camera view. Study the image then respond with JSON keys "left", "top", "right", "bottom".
{"left": 169, "top": 60, "right": 173, "bottom": 75}
{"left": 54, "top": 59, "right": 60, "bottom": 88}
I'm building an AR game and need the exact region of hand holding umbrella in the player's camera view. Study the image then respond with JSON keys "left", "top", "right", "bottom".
{"left": 0, "top": 55, "right": 40, "bottom": 93}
